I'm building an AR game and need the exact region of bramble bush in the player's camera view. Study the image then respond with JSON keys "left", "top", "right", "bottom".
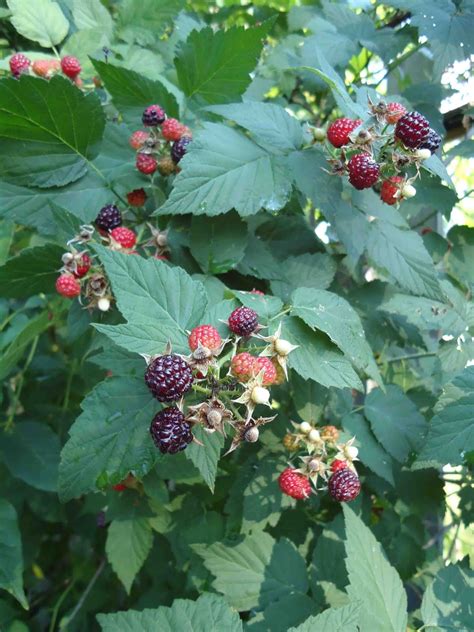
{"left": 0, "top": 0, "right": 473, "bottom": 630}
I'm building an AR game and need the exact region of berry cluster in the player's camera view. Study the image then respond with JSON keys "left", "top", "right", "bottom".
{"left": 9, "top": 53, "right": 82, "bottom": 85}
{"left": 143, "top": 305, "right": 297, "bottom": 455}
{"left": 315, "top": 99, "right": 442, "bottom": 206}
{"left": 278, "top": 421, "right": 361, "bottom": 503}
{"left": 130, "top": 105, "right": 193, "bottom": 176}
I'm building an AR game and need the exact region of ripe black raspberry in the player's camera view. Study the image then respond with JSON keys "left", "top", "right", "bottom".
{"left": 142, "top": 105, "right": 166, "bottom": 126}
{"left": 150, "top": 406, "right": 193, "bottom": 454}
{"left": 228, "top": 306, "right": 258, "bottom": 336}
{"left": 419, "top": 128, "right": 441, "bottom": 154}
{"left": 328, "top": 468, "right": 361, "bottom": 502}
{"left": 95, "top": 204, "right": 122, "bottom": 231}
{"left": 347, "top": 153, "right": 380, "bottom": 190}
{"left": 171, "top": 137, "right": 191, "bottom": 163}
{"left": 145, "top": 354, "right": 194, "bottom": 402}
{"left": 395, "top": 111, "right": 430, "bottom": 149}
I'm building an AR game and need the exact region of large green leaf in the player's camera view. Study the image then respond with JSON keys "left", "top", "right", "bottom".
{"left": 271, "top": 253, "right": 336, "bottom": 302}
{"left": 185, "top": 426, "right": 224, "bottom": 493}
{"left": 291, "top": 288, "right": 381, "bottom": 383}
{"left": 175, "top": 23, "right": 270, "bottom": 106}
{"left": 0, "top": 422, "right": 60, "bottom": 492}
{"left": 288, "top": 603, "right": 361, "bottom": 632}
{"left": 106, "top": 518, "right": 153, "bottom": 594}
{"left": 421, "top": 561, "right": 474, "bottom": 631}
{"left": 0, "top": 76, "right": 105, "bottom": 188}
{"left": 72, "top": 0, "right": 113, "bottom": 36}
{"left": 343, "top": 505, "right": 407, "bottom": 632}
{"left": 416, "top": 366, "right": 474, "bottom": 468}
{"left": 190, "top": 211, "right": 248, "bottom": 274}
{"left": 195, "top": 532, "right": 308, "bottom": 611}
{"left": 91, "top": 60, "right": 179, "bottom": 127}
{"left": 0, "top": 244, "right": 64, "bottom": 298}
{"left": 98, "top": 594, "right": 243, "bottom": 632}
{"left": 157, "top": 123, "right": 291, "bottom": 217}
{"left": 117, "top": 0, "right": 183, "bottom": 45}
{"left": 284, "top": 316, "right": 363, "bottom": 391}
{"left": 58, "top": 377, "right": 157, "bottom": 501}
{"left": 94, "top": 247, "right": 208, "bottom": 355}
{"left": 7, "top": 0, "right": 69, "bottom": 48}
{"left": 0, "top": 500, "right": 27, "bottom": 609}
{"left": 364, "top": 385, "right": 428, "bottom": 463}
{"left": 445, "top": 226, "right": 474, "bottom": 288}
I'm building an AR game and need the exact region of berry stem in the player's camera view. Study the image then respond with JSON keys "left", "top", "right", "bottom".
{"left": 3, "top": 336, "right": 39, "bottom": 432}
{"left": 383, "top": 351, "right": 436, "bottom": 363}
{"left": 192, "top": 383, "right": 212, "bottom": 396}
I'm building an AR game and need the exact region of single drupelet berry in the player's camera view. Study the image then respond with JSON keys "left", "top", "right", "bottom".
{"left": 32, "top": 59, "right": 60, "bottom": 78}
{"left": 321, "top": 425, "right": 340, "bottom": 443}
{"left": 231, "top": 352, "right": 256, "bottom": 381}
{"left": 385, "top": 102, "right": 407, "bottom": 125}
{"left": 95, "top": 204, "right": 122, "bottom": 231}
{"left": 188, "top": 325, "right": 222, "bottom": 352}
{"left": 282, "top": 433, "right": 299, "bottom": 452}
{"left": 380, "top": 176, "right": 403, "bottom": 205}
{"left": 254, "top": 356, "right": 277, "bottom": 386}
{"left": 60, "top": 56, "right": 81, "bottom": 79}
{"left": 136, "top": 153, "right": 157, "bottom": 175}
{"left": 142, "top": 105, "right": 166, "bottom": 127}
{"left": 395, "top": 111, "right": 430, "bottom": 149}
{"left": 56, "top": 273, "right": 81, "bottom": 298}
{"left": 330, "top": 459, "right": 348, "bottom": 472}
{"left": 9, "top": 53, "right": 31, "bottom": 77}
{"left": 145, "top": 354, "right": 194, "bottom": 402}
{"left": 228, "top": 306, "right": 258, "bottom": 336}
{"left": 278, "top": 468, "right": 311, "bottom": 500}
{"left": 110, "top": 227, "right": 137, "bottom": 249}
{"left": 129, "top": 130, "right": 149, "bottom": 150}
{"left": 348, "top": 153, "right": 380, "bottom": 190}
{"left": 329, "top": 468, "right": 361, "bottom": 502}
{"left": 161, "top": 118, "right": 186, "bottom": 141}
{"left": 157, "top": 155, "right": 177, "bottom": 176}
{"left": 327, "top": 118, "right": 362, "bottom": 148}
{"left": 171, "top": 137, "right": 191, "bottom": 163}
{"left": 127, "top": 188, "right": 147, "bottom": 207}
{"left": 150, "top": 406, "right": 193, "bottom": 454}
{"left": 419, "top": 128, "right": 442, "bottom": 154}
{"left": 74, "top": 253, "right": 91, "bottom": 278}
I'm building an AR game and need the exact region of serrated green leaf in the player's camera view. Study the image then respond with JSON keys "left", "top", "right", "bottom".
{"left": 0, "top": 311, "right": 52, "bottom": 381}
{"left": 248, "top": 593, "right": 318, "bottom": 632}
{"left": 117, "top": 0, "right": 183, "bottom": 45}
{"left": 106, "top": 518, "right": 153, "bottom": 594}
{"left": 175, "top": 23, "right": 270, "bottom": 106}
{"left": 0, "top": 221, "right": 13, "bottom": 265}
{"left": 185, "top": 426, "right": 224, "bottom": 493}
{"left": 0, "top": 500, "right": 27, "bottom": 609}
{"left": 288, "top": 603, "right": 361, "bottom": 632}
{"left": 190, "top": 211, "right": 248, "bottom": 274}
{"left": 0, "top": 422, "right": 60, "bottom": 492}
{"left": 415, "top": 365, "right": 474, "bottom": 468}
{"left": 343, "top": 505, "right": 407, "bottom": 632}
{"left": 291, "top": 373, "right": 328, "bottom": 424}
{"left": 94, "top": 247, "right": 207, "bottom": 355}
{"left": 58, "top": 377, "right": 157, "bottom": 501}
{"left": 233, "top": 291, "right": 283, "bottom": 320}
{"left": 195, "top": 532, "right": 308, "bottom": 611}
{"left": 445, "top": 225, "right": 474, "bottom": 288}
{"left": 157, "top": 123, "right": 291, "bottom": 217}
{"left": 72, "top": 0, "right": 112, "bottom": 36}
{"left": 236, "top": 234, "right": 282, "bottom": 281}
{"left": 291, "top": 288, "right": 381, "bottom": 383}
{"left": 364, "top": 385, "right": 427, "bottom": 463}
{"left": 421, "top": 561, "right": 474, "bottom": 631}
{"left": 97, "top": 593, "right": 243, "bottom": 632}
{"left": 0, "top": 244, "right": 64, "bottom": 298}
{"left": 7, "top": 0, "right": 69, "bottom": 48}
{"left": 271, "top": 253, "right": 337, "bottom": 302}
{"left": 0, "top": 76, "right": 105, "bottom": 188}
{"left": 284, "top": 316, "right": 363, "bottom": 391}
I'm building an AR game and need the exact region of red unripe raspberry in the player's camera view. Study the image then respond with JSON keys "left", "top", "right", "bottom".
{"left": 127, "top": 188, "right": 147, "bottom": 207}
{"left": 328, "top": 468, "right": 361, "bottom": 502}
{"left": 278, "top": 468, "right": 311, "bottom": 500}
{"left": 112, "top": 484, "right": 127, "bottom": 492}
{"left": 331, "top": 459, "right": 348, "bottom": 472}
{"left": 129, "top": 130, "right": 149, "bottom": 150}
{"left": 110, "top": 227, "right": 137, "bottom": 249}
{"left": 395, "top": 111, "right": 430, "bottom": 149}
{"left": 231, "top": 352, "right": 256, "bottom": 381}
{"left": 251, "top": 288, "right": 264, "bottom": 295}
{"left": 327, "top": 118, "right": 362, "bottom": 148}
{"left": 161, "top": 118, "right": 186, "bottom": 141}
{"left": 228, "top": 306, "right": 258, "bottom": 336}
{"left": 380, "top": 176, "right": 403, "bottom": 205}
{"left": 32, "top": 59, "right": 60, "bottom": 78}
{"left": 385, "top": 102, "right": 407, "bottom": 124}
{"left": 9, "top": 53, "right": 31, "bottom": 77}
{"left": 56, "top": 273, "right": 81, "bottom": 298}
{"left": 136, "top": 153, "right": 157, "bottom": 174}
{"left": 189, "top": 325, "right": 222, "bottom": 352}
{"left": 60, "top": 56, "right": 81, "bottom": 79}
{"left": 254, "top": 356, "right": 277, "bottom": 386}
{"left": 74, "top": 253, "right": 91, "bottom": 278}
{"left": 348, "top": 153, "right": 380, "bottom": 190}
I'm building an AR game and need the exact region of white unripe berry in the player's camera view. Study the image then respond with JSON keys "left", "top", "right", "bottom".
{"left": 98, "top": 297, "right": 111, "bottom": 312}
{"left": 244, "top": 426, "right": 260, "bottom": 443}
{"left": 251, "top": 386, "right": 270, "bottom": 405}
{"left": 312, "top": 127, "right": 326, "bottom": 142}
{"left": 401, "top": 183, "right": 416, "bottom": 198}
{"left": 345, "top": 445, "right": 359, "bottom": 460}
{"left": 300, "top": 422, "right": 312, "bottom": 434}
{"left": 308, "top": 429, "right": 321, "bottom": 442}
{"left": 275, "top": 338, "right": 293, "bottom": 356}
{"left": 415, "top": 148, "right": 431, "bottom": 160}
